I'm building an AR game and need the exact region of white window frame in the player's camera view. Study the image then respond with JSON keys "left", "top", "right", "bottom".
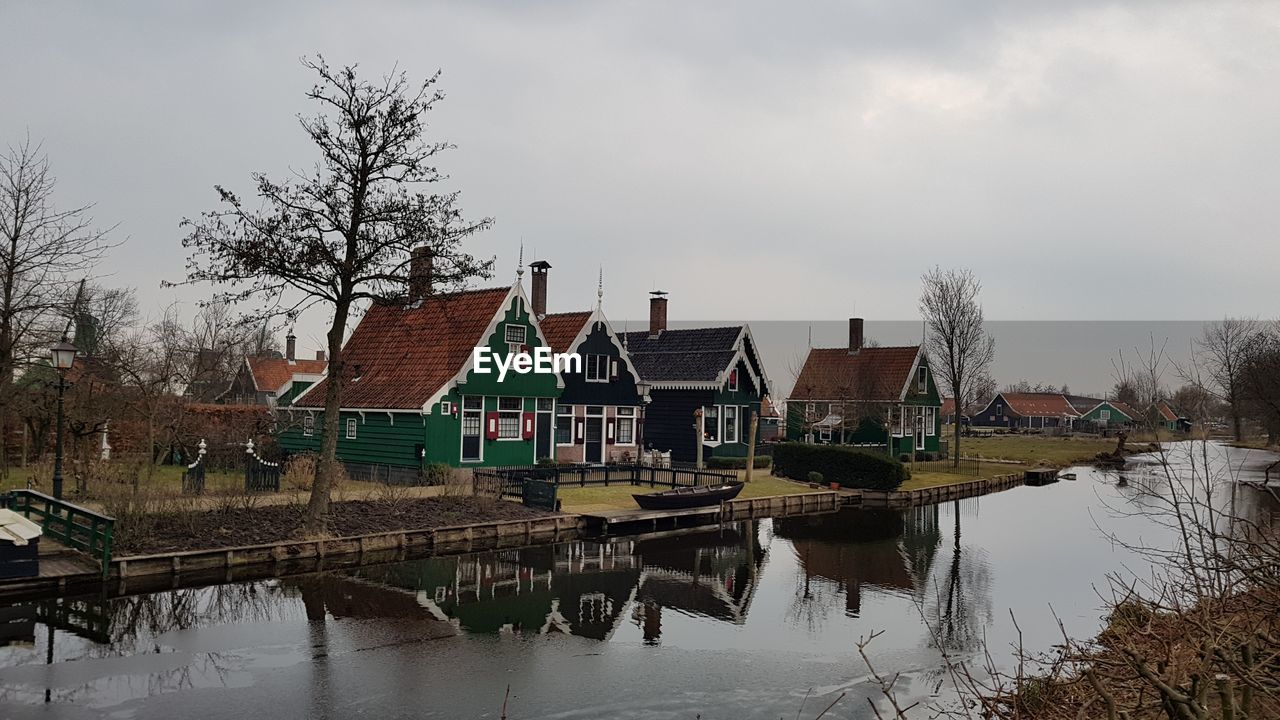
{"left": 1100, "top": 408, "right": 1111, "bottom": 421}
{"left": 497, "top": 396, "right": 522, "bottom": 440}
{"left": 819, "top": 426, "right": 832, "bottom": 442}
{"left": 724, "top": 405, "right": 738, "bottom": 443}
{"left": 504, "top": 324, "right": 526, "bottom": 344}
{"left": 703, "top": 406, "right": 721, "bottom": 444}
{"left": 615, "top": 407, "right": 636, "bottom": 445}
{"left": 918, "top": 366, "right": 928, "bottom": 393}
{"left": 926, "top": 407, "right": 936, "bottom": 436}
{"left": 345, "top": 417, "right": 358, "bottom": 439}
{"left": 440, "top": 400, "right": 452, "bottom": 415}
{"left": 303, "top": 415, "right": 314, "bottom": 436}
{"left": 555, "top": 404, "right": 574, "bottom": 446}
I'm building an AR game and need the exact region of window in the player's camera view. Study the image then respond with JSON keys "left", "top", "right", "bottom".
{"left": 819, "top": 427, "right": 832, "bottom": 442}
{"left": 498, "top": 397, "right": 522, "bottom": 439}
{"left": 724, "top": 405, "right": 738, "bottom": 443}
{"left": 703, "top": 406, "right": 720, "bottom": 442}
{"left": 440, "top": 400, "right": 452, "bottom": 415}
{"left": 585, "top": 354, "right": 609, "bottom": 382}
{"left": 996, "top": 403, "right": 1003, "bottom": 416}
{"left": 537, "top": 398, "right": 554, "bottom": 412}
{"left": 918, "top": 366, "right": 928, "bottom": 393}
{"left": 346, "top": 417, "right": 358, "bottom": 439}
{"left": 898, "top": 407, "right": 907, "bottom": 436}
{"left": 1100, "top": 408, "right": 1111, "bottom": 421}
{"left": 805, "top": 402, "right": 815, "bottom": 420}
{"left": 303, "top": 415, "right": 314, "bottom": 436}
{"left": 727, "top": 369, "right": 738, "bottom": 392}
{"left": 616, "top": 407, "right": 635, "bottom": 444}
{"left": 926, "top": 407, "right": 936, "bottom": 435}
{"left": 556, "top": 405, "right": 573, "bottom": 444}
{"left": 504, "top": 325, "right": 526, "bottom": 344}
{"left": 463, "top": 396, "right": 483, "bottom": 410}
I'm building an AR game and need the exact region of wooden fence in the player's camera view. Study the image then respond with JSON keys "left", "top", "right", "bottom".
{"left": 474, "top": 464, "right": 737, "bottom": 506}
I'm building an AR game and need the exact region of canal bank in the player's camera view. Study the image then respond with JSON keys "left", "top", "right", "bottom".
{"left": 0, "top": 470, "right": 1030, "bottom": 603}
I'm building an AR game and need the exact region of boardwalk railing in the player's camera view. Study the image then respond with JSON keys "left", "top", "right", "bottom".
{"left": 1, "top": 490, "right": 114, "bottom": 579}
{"left": 475, "top": 463, "right": 737, "bottom": 506}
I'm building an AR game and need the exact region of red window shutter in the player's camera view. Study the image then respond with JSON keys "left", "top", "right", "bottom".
{"left": 522, "top": 411, "right": 535, "bottom": 440}
{"left": 485, "top": 412, "right": 499, "bottom": 440}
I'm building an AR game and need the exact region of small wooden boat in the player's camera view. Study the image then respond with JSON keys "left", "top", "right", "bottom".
{"left": 632, "top": 481, "right": 745, "bottom": 510}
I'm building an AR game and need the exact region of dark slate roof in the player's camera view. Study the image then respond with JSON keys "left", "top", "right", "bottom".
{"left": 539, "top": 311, "right": 592, "bottom": 354}
{"left": 620, "top": 326, "right": 743, "bottom": 383}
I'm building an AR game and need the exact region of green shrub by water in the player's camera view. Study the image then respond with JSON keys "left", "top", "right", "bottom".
{"left": 773, "top": 443, "right": 909, "bottom": 491}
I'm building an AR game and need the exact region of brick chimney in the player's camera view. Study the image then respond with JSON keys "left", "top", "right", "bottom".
{"left": 408, "top": 246, "right": 433, "bottom": 302}
{"left": 316, "top": 350, "right": 326, "bottom": 362}
{"left": 529, "top": 260, "right": 551, "bottom": 318}
{"left": 286, "top": 332, "right": 296, "bottom": 361}
{"left": 849, "top": 318, "right": 864, "bottom": 353}
{"left": 649, "top": 291, "right": 668, "bottom": 338}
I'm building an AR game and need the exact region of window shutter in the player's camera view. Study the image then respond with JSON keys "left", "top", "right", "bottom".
{"left": 607, "top": 420, "right": 615, "bottom": 444}
{"left": 485, "top": 412, "right": 499, "bottom": 440}
{"left": 611, "top": 359, "right": 618, "bottom": 379}
{"left": 575, "top": 418, "right": 585, "bottom": 445}
{"left": 522, "top": 412, "right": 535, "bottom": 440}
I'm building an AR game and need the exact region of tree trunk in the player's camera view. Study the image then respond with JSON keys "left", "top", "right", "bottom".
{"left": 1232, "top": 409, "right": 1243, "bottom": 442}
{"left": 952, "top": 382, "right": 962, "bottom": 468}
{"left": 303, "top": 299, "right": 350, "bottom": 534}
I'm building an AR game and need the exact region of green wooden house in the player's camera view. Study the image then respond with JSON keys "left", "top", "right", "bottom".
{"left": 785, "top": 318, "right": 943, "bottom": 457}
{"left": 280, "top": 280, "right": 565, "bottom": 475}
{"left": 1077, "top": 400, "right": 1141, "bottom": 430}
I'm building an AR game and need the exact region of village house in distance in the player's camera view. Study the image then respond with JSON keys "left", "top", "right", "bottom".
{"left": 220, "top": 333, "right": 328, "bottom": 407}
{"left": 785, "top": 319, "right": 943, "bottom": 457}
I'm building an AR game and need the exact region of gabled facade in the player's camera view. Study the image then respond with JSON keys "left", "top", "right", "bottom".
{"left": 970, "top": 392, "right": 1080, "bottom": 429}
{"left": 620, "top": 292, "right": 770, "bottom": 463}
{"left": 539, "top": 302, "right": 646, "bottom": 464}
{"left": 785, "top": 318, "right": 942, "bottom": 456}
{"left": 1078, "top": 400, "right": 1141, "bottom": 429}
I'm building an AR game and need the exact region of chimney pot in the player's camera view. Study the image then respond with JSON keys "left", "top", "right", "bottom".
{"left": 530, "top": 260, "right": 551, "bottom": 318}
{"left": 286, "top": 333, "right": 296, "bottom": 361}
{"left": 316, "top": 350, "right": 326, "bottom": 362}
{"left": 649, "top": 291, "right": 668, "bottom": 337}
{"left": 409, "top": 246, "right": 433, "bottom": 302}
{"left": 849, "top": 318, "right": 864, "bottom": 353}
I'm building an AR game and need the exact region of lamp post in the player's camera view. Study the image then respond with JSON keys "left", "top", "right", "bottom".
{"left": 49, "top": 339, "right": 77, "bottom": 500}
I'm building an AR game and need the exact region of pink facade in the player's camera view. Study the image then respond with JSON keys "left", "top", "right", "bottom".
{"left": 553, "top": 404, "right": 642, "bottom": 464}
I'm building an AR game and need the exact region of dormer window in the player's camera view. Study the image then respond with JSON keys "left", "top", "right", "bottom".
{"left": 728, "top": 369, "right": 739, "bottom": 392}
{"left": 504, "top": 325, "right": 526, "bottom": 344}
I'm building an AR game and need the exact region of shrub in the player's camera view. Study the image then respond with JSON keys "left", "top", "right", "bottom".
{"left": 706, "top": 456, "right": 773, "bottom": 470}
{"left": 422, "top": 463, "right": 453, "bottom": 485}
{"left": 281, "top": 453, "right": 348, "bottom": 492}
{"left": 898, "top": 453, "right": 912, "bottom": 463}
{"left": 773, "top": 443, "right": 909, "bottom": 491}
{"left": 806, "top": 471, "right": 824, "bottom": 484}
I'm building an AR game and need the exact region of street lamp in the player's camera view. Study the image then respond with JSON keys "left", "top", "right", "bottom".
{"left": 50, "top": 339, "right": 77, "bottom": 499}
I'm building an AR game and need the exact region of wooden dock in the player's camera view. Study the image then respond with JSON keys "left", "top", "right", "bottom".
{"left": 580, "top": 492, "right": 841, "bottom": 534}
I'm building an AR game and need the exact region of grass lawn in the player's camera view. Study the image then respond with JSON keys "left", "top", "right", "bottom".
{"left": 556, "top": 473, "right": 818, "bottom": 513}
{"left": 952, "top": 434, "right": 1126, "bottom": 467}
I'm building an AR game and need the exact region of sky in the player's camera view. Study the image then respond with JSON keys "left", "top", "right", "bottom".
{"left": 2, "top": 1, "right": 1277, "bottom": 390}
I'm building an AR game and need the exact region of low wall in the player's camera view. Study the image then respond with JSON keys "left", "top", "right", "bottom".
{"left": 720, "top": 491, "right": 840, "bottom": 521}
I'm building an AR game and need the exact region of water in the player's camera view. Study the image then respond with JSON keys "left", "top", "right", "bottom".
{"left": 0, "top": 442, "right": 1275, "bottom": 719}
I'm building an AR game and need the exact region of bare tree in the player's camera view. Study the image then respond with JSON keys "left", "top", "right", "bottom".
{"left": 1195, "top": 317, "right": 1258, "bottom": 441}
{"left": 919, "top": 267, "right": 995, "bottom": 467}
{"left": 0, "top": 136, "right": 113, "bottom": 471}
{"left": 178, "top": 57, "right": 493, "bottom": 533}
{"left": 1239, "top": 323, "right": 1280, "bottom": 446}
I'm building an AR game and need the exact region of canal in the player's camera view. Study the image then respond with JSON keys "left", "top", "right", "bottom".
{"left": 0, "top": 442, "right": 1275, "bottom": 719}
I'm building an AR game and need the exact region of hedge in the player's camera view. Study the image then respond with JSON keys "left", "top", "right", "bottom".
{"left": 772, "top": 443, "right": 909, "bottom": 491}
{"left": 706, "top": 456, "right": 773, "bottom": 470}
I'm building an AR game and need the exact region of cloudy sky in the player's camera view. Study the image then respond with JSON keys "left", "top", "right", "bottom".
{"left": 3, "top": 1, "right": 1278, "bottom": 361}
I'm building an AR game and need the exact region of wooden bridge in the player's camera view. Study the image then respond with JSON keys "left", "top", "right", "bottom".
{"left": 0, "top": 490, "right": 114, "bottom": 597}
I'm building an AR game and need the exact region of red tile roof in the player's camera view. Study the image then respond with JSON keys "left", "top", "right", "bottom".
{"left": 539, "top": 311, "right": 592, "bottom": 354}
{"left": 294, "top": 287, "right": 511, "bottom": 410}
{"left": 1001, "top": 393, "right": 1080, "bottom": 418}
{"left": 788, "top": 346, "right": 920, "bottom": 403}
{"left": 1111, "top": 401, "right": 1142, "bottom": 421}
{"left": 247, "top": 356, "right": 328, "bottom": 393}
{"left": 1155, "top": 401, "right": 1178, "bottom": 422}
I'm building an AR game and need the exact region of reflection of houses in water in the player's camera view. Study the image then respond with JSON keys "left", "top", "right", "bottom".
{"left": 347, "top": 523, "right": 766, "bottom": 642}
{"left": 774, "top": 506, "right": 942, "bottom": 617}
